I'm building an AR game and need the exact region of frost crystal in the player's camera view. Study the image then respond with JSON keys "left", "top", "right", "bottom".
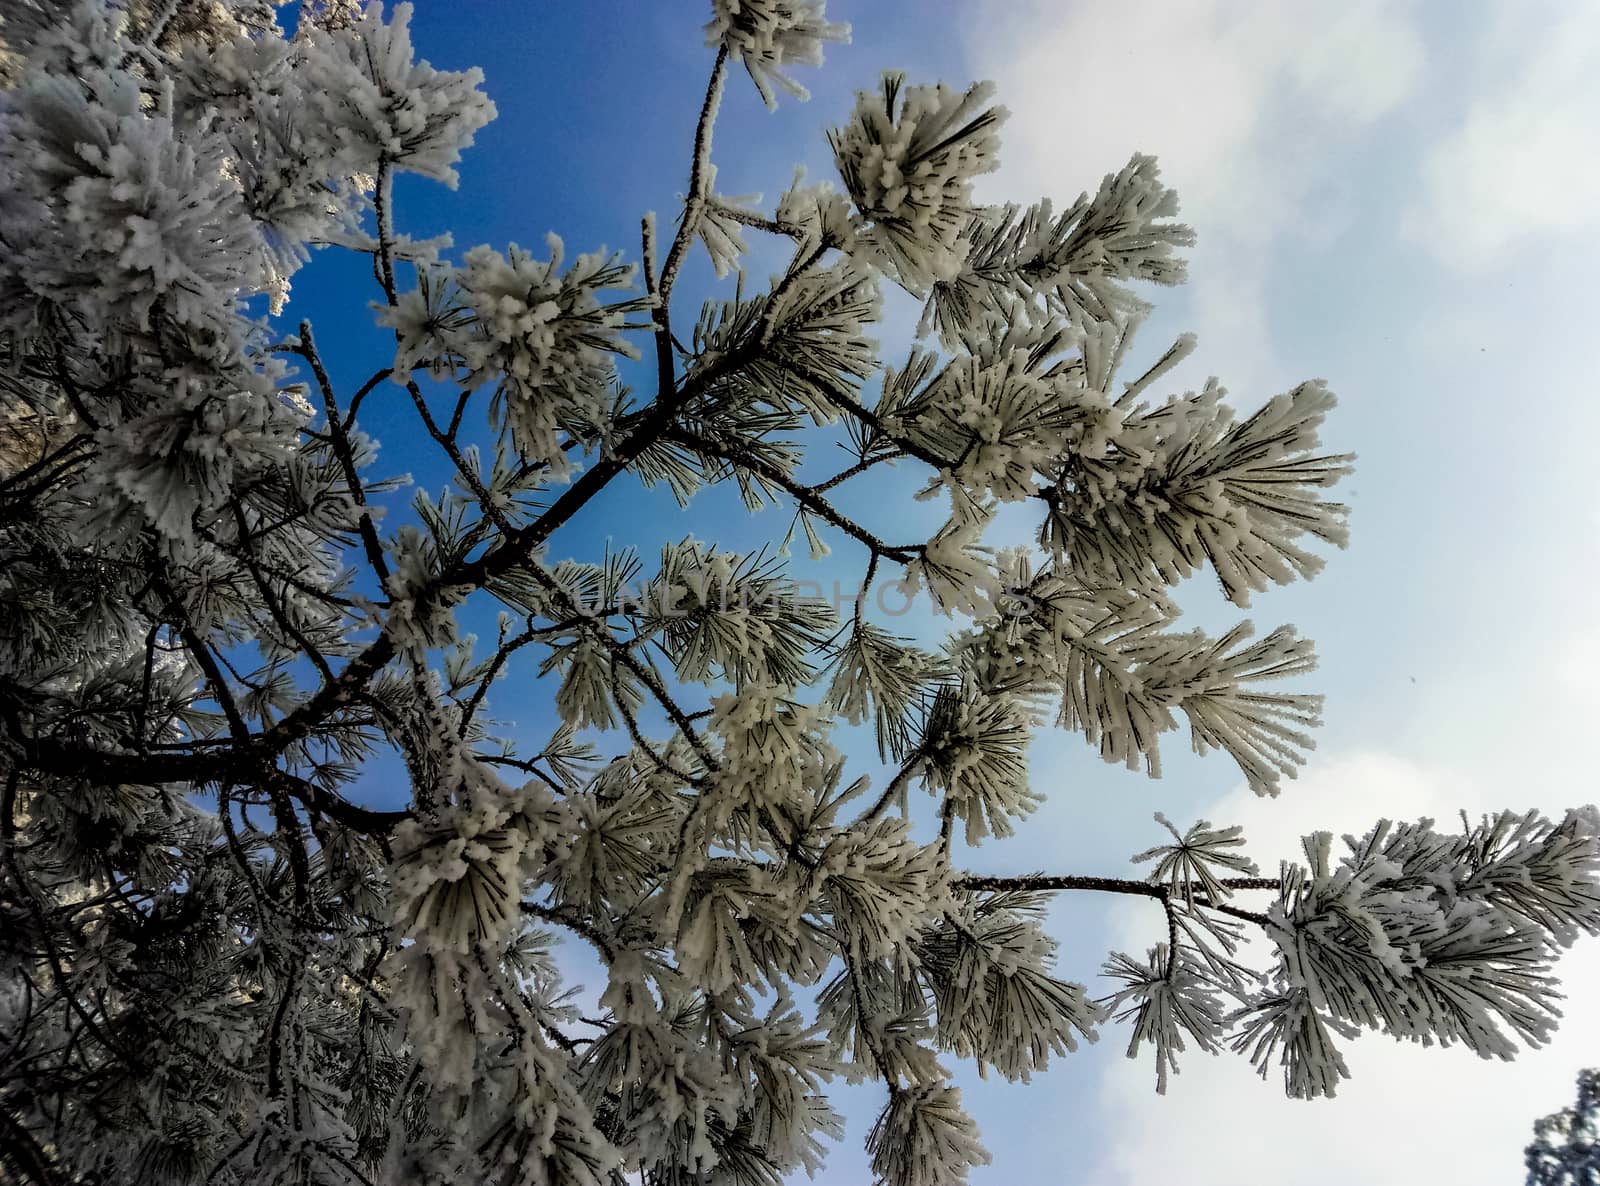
{"left": 830, "top": 74, "right": 1007, "bottom": 294}
{"left": 451, "top": 238, "right": 642, "bottom": 469}
{"left": 2, "top": 5, "right": 1593, "bottom": 1186}
{"left": 297, "top": 2, "right": 496, "bottom": 187}
{"left": 706, "top": 0, "right": 850, "bottom": 109}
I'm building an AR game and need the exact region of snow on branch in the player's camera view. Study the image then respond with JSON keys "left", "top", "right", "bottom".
{"left": 706, "top": 0, "right": 849, "bottom": 109}
{"left": 829, "top": 72, "right": 1007, "bottom": 295}
{"left": 0, "top": 4, "right": 1592, "bottom": 1186}
{"left": 923, "top": 154, "right": 1195, "bottom": 345}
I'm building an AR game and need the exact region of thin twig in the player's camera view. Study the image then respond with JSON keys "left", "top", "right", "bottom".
{"left": 662, "top": 426, "right": 923, "bottom": 563}
{"left": 297, "top": 321, "right": 391, "bottom": 585}
{"left": 856, "top": 753, "right": 924, "bottom": 826}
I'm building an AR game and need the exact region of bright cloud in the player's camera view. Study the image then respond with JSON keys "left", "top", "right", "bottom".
{"left": 1080, "top": 498, "right": 1600, "bottom": 1185}
{"left": 972, "top": 0, "right": 1422, "bottom": 393}
{"left": 1407, "top": 7, "right": 1600, "bottom": 265}
{"left": 964, "top": 3, "right": 1600, "bottom": 1182}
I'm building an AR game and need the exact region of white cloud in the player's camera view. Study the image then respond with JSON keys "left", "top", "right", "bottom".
{"left": 953, "top": 9, "right": 1600, "bottom": 1183}
{"left": 1079, "top": 510, "right": 1600, "bottom": 1184}
{"left": 1106, "top": 384, "right": 1600, "bottom": 1182}
{"left": 971, "top": 0, "right": 1421, "bottom": 393}
{"left": 1408, "top": 7, "right": 1600, "bottom": 265}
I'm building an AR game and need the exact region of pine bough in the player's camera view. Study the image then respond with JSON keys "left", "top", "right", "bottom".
{"left": 0, "top": 2, "right": 1596, "bottom": 1184}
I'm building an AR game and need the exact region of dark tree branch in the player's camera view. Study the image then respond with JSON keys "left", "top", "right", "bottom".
{"left": 810, "top": 453, "right": 885, "bottom": 495}
{"left": 648, "top": 46, "right": 729, "bottom": 442}
{"left": 521, "top": 900, "right": 614, "bottom": 962}
{"left": 954, "top": 873, "right": 1280, "bottom": 897}
{"left": 297, "top": 320, "right": 392, "bottom": 586}
{"left": 228, "top": 499, "right": 337, "bottom": 685}
{"left": 661, "top": 425, "right": 923, "bottom": 563}
{"left": 856, "top": 752, "right": 924, "bottom": 826}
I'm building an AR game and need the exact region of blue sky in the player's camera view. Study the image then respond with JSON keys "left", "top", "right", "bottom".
{"left": 281, "top": 2, "right": 1600, "bottom": 1182}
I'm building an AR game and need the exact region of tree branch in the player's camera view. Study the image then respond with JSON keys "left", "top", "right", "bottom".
{"left": 649, "top": 46, "right": 729, "bottom": 432}
{"left": 662, "top": 425, "right": 923, "bottom": 563}
{"left": 296, "top": 321, "right": 391, "bottom": 586}
{"left": 954, "top": 873, "right": 1280, "bottom": 897}
{"left": 705, "top": 200, "right": 806, "bottom": 240}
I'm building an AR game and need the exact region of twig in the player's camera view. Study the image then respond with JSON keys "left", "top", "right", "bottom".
{"left": 297, "top": 321, "right": 391, "bottom": 585}
{"left": 662, "top": 426, "right": 923, "bottom": 563}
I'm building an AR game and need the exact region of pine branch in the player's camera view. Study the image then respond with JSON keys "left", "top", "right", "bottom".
{"left": 228, "top": 498, "right": 338, "bottom": 685}
{"left": 706, "top": 200, "right": 807, "bottom": 239}
{"left": 857, "top": 752, "right": 925, "bottom": 825}
{"left": 955, "top": 872, "right": 1278, "bottom": 937}
{"left": 661, "top": 425, "right": 923, "bottom": 562}
{"left": 9, "top": 7, "right": 1593, "bottom": 1181}
{"left": 810, "top": 453, "right": 885, "bottom": 494}
{"left": 372, "top": 158, "right": 400, "bottom": 305}
{"left": 297, "top": 320, "right": 391, "bottom": 584}
{"left": 0, "top": 1103, "right": 66, "bottom": 1186}
{"left": 652, "top": 45, "right": 730, "bottom": 409}
{"left": 521, "top": 900, "right": 615, "bottom": 962}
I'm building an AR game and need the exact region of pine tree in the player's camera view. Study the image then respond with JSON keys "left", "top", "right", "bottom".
{"left": 1528, "top": 1070, "right": 1600, "bottom": 1186}
{"left": 1, "top": 3, "right": 1597, "bottom": 1184}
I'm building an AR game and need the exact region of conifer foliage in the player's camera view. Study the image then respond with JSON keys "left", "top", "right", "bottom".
{"left": 1528, "top": 1069, "right": 1600, "bottom": 1186}
{"left": 1, "top": 3, "right": 1597, "bottom": 1183}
